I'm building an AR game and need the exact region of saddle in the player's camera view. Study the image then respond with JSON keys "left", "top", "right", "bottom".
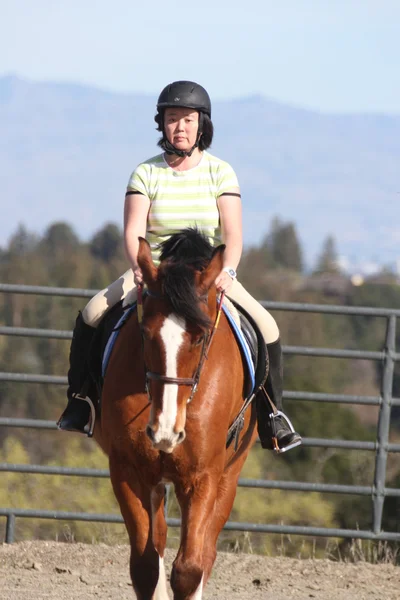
{"left": 223, "top": 299, "right": 269, "bottom": 450}
{"left": 223, "top": 299, "right": 268, "bottom": 399}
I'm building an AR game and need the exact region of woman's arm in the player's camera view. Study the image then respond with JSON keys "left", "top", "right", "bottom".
{"left": 124, "top": 192, "right": 150, "bottom": 283}
{"left": 215, "top": 186, "right": 242, "bottom": 291}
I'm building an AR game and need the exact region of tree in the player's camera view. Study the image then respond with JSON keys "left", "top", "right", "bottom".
{"left": 315, "top": 235, "right": 341, "bottom": 274}
{"left": 7, "top": 224, "right": 38, "bottom": 256}
{"left": 40, "top": 222, "right": 80, "bottom": 254}
{"left": 268, "top": 217, "right": 303, "bottom": 271}
{"left": 89, "top": 223, "right": 123, "bottom": 262}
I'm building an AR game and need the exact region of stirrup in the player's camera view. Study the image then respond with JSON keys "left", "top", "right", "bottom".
{"left": 57, "top": 393, "right": 96, "bottom": 437}
{"left": 269, "top": 410, "right": 302, "bottom": 454}
{"left": 73, "top": 393, "right": 96, "bottom": 437}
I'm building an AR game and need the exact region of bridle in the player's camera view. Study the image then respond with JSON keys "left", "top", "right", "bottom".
{"left": 137, "top": 284, "right": 224, "bottom": 403}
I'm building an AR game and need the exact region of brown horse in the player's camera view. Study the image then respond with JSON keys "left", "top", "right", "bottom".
{"left": 95, "top": 229, "right": 258, "bottom": 600}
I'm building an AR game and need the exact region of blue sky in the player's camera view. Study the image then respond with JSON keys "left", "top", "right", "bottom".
{"left": 2, "top": 0, "right": 400, "bottom": 113}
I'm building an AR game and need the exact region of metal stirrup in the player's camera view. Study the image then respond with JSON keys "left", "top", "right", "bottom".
{"left": 72, "top": 393, "right": 96, "bottom": 438}
{"left": 269, "top": 410, "right": 302, "bottom": 454}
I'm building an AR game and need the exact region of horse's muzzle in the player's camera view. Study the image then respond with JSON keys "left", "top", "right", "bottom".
{"left": 146, "top": 425, "right": 186, "bottom": 453}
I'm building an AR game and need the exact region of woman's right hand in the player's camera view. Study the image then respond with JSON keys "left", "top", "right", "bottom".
{"left": 133, "top": 266, "right": 144, "bottom": 286}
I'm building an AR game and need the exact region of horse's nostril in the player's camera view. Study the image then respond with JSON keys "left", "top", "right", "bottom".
{"left": 177, "top": 430, "right": 186, "bottom": 444}
{"left": 146, "top": 425, "right": 155, "bottom": 442}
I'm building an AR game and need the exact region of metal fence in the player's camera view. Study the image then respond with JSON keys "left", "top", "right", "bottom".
{"left": 0, "top": 282, "right": 399, "bottom": 544}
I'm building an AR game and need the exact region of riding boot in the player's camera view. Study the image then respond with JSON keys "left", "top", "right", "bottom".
{"left": 57, "top": 312, "right": 96, "bottom": 435}
{"left": 256, "top": 338, "right": 302, "bottom": 453}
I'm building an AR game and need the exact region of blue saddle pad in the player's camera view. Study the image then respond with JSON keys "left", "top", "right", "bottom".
{"left": 221, "top": 305, "right": 255, "bottom": 395}
{"left": 102, "top": 304, "right": 137, "bottom": 378}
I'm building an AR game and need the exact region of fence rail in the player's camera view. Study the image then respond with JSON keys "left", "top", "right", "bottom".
{"left": 0, "top": 283, "right": 399, "bottom": 543}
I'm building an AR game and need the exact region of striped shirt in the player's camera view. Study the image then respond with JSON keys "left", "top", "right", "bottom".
{"left": 127, "top": 151, "right": 239, "bottom": 263}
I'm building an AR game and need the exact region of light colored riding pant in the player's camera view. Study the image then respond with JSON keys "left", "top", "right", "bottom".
{"left": 82, "top": 269, "right": 279, "bottom": 344}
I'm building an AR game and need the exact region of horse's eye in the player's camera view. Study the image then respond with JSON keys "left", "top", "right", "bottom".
{"left": 194, "top": 336, "right": 204, "bottom": 347}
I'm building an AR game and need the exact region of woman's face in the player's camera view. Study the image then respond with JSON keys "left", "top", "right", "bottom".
{"left": 164, "top": 107, "right": 199, "bottom": 152}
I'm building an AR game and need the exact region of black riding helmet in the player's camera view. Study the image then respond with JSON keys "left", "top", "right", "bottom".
{"left": 157, "top": 80, "right": 211, "bottom": 116}
{"left": 155, "top": 80, "right": 213, "bottom": 157}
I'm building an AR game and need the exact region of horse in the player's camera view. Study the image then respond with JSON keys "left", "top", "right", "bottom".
{"left": 95, "top": 229, "right": 259, "bottom": 600}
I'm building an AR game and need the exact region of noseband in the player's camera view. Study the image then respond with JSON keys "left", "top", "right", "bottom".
{"left": 137, "top": 285, "right": 224, "bottom": 403}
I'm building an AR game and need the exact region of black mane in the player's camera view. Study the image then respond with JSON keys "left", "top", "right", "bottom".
{"left": 157, "top": 228, "right": 216, "bottom": 330}
{"left": 158, "top": 227, "right": 214, "bottom": 269}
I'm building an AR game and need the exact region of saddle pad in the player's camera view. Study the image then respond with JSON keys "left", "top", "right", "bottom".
{"left": 222, "top": 305, "right": 256, "bottom": 396}
{"left": 102, "top": 304, "right": 137, "bottom": 377}
{"left": 101, "top": 303, "right": 256, "bottom": 396}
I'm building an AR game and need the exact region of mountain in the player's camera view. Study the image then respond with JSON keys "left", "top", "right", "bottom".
{"left": 1, "top": 74, "right": 400, "bottom": 270}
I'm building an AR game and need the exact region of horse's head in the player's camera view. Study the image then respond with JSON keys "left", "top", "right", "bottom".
{"left": 137, "top": 229, "right": 224, "bottom": 454}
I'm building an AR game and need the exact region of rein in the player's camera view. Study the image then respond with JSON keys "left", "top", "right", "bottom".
{"left": 137, "top": 284, "right": 224, "bottom": 403}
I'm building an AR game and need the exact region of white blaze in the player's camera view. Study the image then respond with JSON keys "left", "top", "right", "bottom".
{"left": 155, "top": 314, "right": 186, "bottom": 444}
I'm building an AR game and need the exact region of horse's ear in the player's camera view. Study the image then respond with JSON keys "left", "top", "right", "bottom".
{"left": 137, "top": 237, "right": 158, "bottom": 286}
{"left": 198, "top": 244, "right": 225, "bottom": 293}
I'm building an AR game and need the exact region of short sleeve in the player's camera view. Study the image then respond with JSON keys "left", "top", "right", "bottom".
{"left": 216, "top": 161, "right": 240, "bottom": 196}
{"left": 126, "top": 163, "right": 150, "bottom": 196}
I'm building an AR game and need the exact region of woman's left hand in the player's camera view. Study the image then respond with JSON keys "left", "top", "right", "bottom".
{"left": 215, "top": 269, "right": 235, "bottom": 294}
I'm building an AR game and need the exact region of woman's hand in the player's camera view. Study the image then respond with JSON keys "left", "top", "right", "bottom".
{"left": 133, "top": 266, "right": 144, "bottom": 286}
{"left": 215, "top": 269, "right": 235, "bottom": 294}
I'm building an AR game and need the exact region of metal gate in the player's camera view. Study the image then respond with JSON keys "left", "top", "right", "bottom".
{"left": 0, "top": 283, "right": 399, "bottom": 544}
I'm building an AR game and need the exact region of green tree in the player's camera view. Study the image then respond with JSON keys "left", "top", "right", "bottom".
{"left": 8, "top": 224, "right": 39, "bottom": 255}
{"left": 268, "top": 217, "right": 303, "bottom": 271}
{"left": 40, "top": 222, "right": 80, "bottom": 253}
{"left": 90, "top": 223, "right": 123, "bottom": 262}
{"left": 315, "top": 235, "right": 341, "bottom": 274}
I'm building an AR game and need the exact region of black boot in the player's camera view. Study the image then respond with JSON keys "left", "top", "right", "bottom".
{"left": 256, "top": 339, "right": 302, "bottom": 452}
{"left": 57, "top": 312, "right": 96, "bottom": 435}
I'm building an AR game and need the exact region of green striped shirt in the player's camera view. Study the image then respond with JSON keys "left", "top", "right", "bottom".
{"left": 127, "top": 151, "right": 239, "bottom": 263}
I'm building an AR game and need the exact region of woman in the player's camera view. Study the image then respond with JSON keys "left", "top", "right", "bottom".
{"left": 58, "top": 80, "right": 301, "bottom": 452}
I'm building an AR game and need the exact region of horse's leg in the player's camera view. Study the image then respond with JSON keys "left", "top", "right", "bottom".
{"left": 109, "top": 454, "right": 169, "bottom": 600}
{"left": 201, "top": 466, "right": 244, "bottom": 584}
{"left": 171, "top": 472, "right": 219, "bottom": 600}
{"left": 151, "top": 482, "right": 169, "bottom": 600}
{"left": 202, "top": 415, "right": 259, "bottom": 584}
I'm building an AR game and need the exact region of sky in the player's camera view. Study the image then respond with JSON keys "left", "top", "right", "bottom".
{"left": 1, "top": 0, "right": 400, "bottom": 113}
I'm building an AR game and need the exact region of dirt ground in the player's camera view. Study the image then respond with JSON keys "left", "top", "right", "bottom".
{"left": 0, "top": 541, "right": 399, "bottom": 600}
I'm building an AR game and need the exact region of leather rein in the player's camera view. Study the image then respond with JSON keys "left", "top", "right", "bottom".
{"left": 136, "top": 285, "right": 224, "bottom": 403}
